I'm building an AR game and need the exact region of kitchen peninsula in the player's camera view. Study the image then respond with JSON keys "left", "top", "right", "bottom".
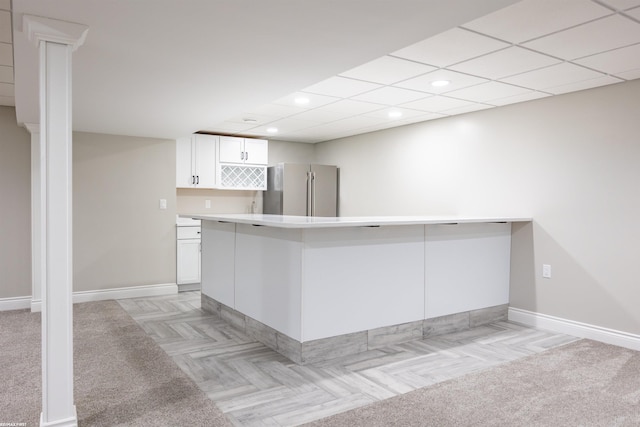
{"left": 186, "top": 213, "right": 531, "bottom": 364}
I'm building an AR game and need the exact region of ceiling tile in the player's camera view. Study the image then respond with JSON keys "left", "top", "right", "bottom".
{"left": 287, "top": 108, "right": 346, "bottom": 123}
{"left": 395, "top": 69, "right": 488, "bottom": 94}
{"left": 523, "top": 15, "right": 640, "bottom": 60}
{"left": 202, "top": 121, "right": 258, "bottom": 133}
{"left": 307, "top": 115, "right": 382, "bottom": 134}
{"left": 462, "top": 0, "right": 613, "bottom": 44}
{"left": 397, "top": 112, "right": 446, "bottom": 124}
{"left": 271, "top": 91, "right": 340, "bottom": 109}
{"left": 339, "top": 56, "right": 436, "bottom": 85}
{"left": 544, "top": 75, "right": 624, "bottom": 94}
{"left": 316, "top": 99, "right": 385, "bottom": 115}
{"left": 363, "top": 107, "right": 432, "bottom": 120}
{"left": 0, "top": 42, "right": 11, "bottom": 66}
{"left": 449, "top": 46, "right": 561, "bottom": 80}
{"left": 244, "top": 103, "right": 303, "bottom": 118}
{"left": 574, "top": 43, "right": 640, "bottom": 77}
{"left": 599, "top": 0, "right": 640, "bottom": 11}
{"left": 501, "top": 62, "right": 606, "bottom": 90}
{"left": 224, "top": 113, "right": 281, "bottom": 126}
{"left": 391, "top": 27, "right": 509, "bottom": 68}
{"left": 351, "top": 86, "right": 429, "bottom": 105}
{"left": 489, "top": 91, "right": 550, "bottom": 106}
{"left": 272, "top": 131, "right": 325, "bottom": 144}
{"left": 616, "top": 68, "right": 640, "bottom": 79}
{"left": 442, "top": 103, "right": 494, "bottom": 115}
{"left": 445, "top": 81, "right": 534, "bottom": 103}
{"left": 400, "top": 95, "right": 477, "bottom": 113}
{"left": 0, "top": 65, "right": 12, "bottom": 83}
{"left": 625, "top": 5, "right": 640, "bottom": 18}
{"left": 255, "top": 117, "right": 322, "bottom": 133}
{"left": 302, "top": 76, "right": 382, "bottom": 98}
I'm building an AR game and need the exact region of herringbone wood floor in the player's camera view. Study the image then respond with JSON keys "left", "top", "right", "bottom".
{"left": 119, "top": 292, "right": 578, "bottom": 427}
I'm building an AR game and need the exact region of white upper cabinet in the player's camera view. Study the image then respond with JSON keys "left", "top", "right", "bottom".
{"left": 219, "top": 136, "right": 268, "bottom": 165}
{"left": 176, "top": 134, "right": 218, "bottom": 188}
{"left": 177, "top": 134, "right": 268, "bottom": 190}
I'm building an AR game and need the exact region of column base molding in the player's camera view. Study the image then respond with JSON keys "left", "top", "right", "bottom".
{"left": 40, "top": 406, "right": 77, "bottom": 427}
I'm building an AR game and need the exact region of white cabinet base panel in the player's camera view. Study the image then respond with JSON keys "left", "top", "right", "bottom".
{"left": 200, "top": 219, "right": 516, "bottom": 363}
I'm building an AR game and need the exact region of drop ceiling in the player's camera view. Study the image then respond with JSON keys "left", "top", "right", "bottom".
{"left": 207, "top": 0, "right": 640, "bottom": 143}
{"left": 7, "top": 0, "right": 640, "bottom": 144}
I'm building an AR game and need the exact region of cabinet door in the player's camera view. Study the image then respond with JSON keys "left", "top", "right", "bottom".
{"left": 194, "top": 134, "right": 217, "bottom": 188}
{"left": 177, "top": 239, "right": 201, "bottom": 284}
{"left": 176, "top": 137, "right": 195, "bottom": 188}
{"left": 244, "top": 139, "right": 268, "bottom": 165}
{"left": 219, "top": 136, "right": 244, "bottom": 163}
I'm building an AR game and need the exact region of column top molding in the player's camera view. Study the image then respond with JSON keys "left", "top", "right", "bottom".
{"left": 23, "top": 15, "right": 88, "bottom": 51}
{"left": 24, "top": 122, "right": 40, "bottom": 134}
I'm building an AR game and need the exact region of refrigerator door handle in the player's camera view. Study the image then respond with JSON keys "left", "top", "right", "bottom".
{"left": 310, "top": 171, "right": 316, "bottom": 217}
{"left": 306, "top": 171, "right": 313, "bottom": 216}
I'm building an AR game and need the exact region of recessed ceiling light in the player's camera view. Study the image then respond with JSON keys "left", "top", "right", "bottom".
{"left": 388, "top": 111, "right": 403, "bottom": 118}
{"left": 294, "top": 96, "right": 310, "bottom": 105}
{"left": 266, "top": 127, "right": 278, "bottom": 133}
{"left": 242, "top": 118, "right": 258, "bottom": 123}
{"left": 431, "top": 80, "right": 450, "bottom": 87}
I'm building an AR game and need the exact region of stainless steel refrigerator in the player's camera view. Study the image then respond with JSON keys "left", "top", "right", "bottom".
{"left": 263, "top": 163, "right": 338, "bottom": 217}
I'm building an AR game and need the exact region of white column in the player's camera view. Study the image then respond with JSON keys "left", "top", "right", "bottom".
{"left": 25, "top": 123, "right": 43, "bottom": 312}
{"left": 23, "top": 15, "right": 88, "bottom": 427}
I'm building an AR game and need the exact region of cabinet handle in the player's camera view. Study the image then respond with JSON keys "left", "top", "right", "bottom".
{"left": 192, "top": 175, "right": 195, "bottom": 185}
{"left": 196, "top": 175, "right": 200, "bottom": 184}
{"left": 245, "top": 151, "right": 249, "bottom": 161}
{"left": 240, "top": 151, "right": 244, "bottom": 160}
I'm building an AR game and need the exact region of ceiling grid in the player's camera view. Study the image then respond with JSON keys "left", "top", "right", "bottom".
{"left": 208, "top": 0, "right": 640, "bottom": 143}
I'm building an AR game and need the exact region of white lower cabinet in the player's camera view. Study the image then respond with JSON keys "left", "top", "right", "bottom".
{"left": 177, "top": 225, "right": 201, "bottom": 291}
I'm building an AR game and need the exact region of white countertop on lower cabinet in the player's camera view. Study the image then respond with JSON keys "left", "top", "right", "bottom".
{"left": 181, "top": 213, "right": 531, "bottom": 228}
{"left": 176, "top": 215, "right": 201, "bottom": 226}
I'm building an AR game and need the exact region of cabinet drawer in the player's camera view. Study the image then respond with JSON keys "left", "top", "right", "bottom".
{"left": 177, "top": 226, "right": 201, "bottom": 239}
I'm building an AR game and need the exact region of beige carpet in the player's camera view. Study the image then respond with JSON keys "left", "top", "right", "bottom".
{"left": 3, "top": 301, "right": 640, "bottom": 427}
{"left": 0, "top": 300, "right": 231, "bottom": 427}
{"left": 304, "top": 338, "right": 640, "bottom": 426}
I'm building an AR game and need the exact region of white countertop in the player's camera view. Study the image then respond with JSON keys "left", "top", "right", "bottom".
{"left": 176, "top": 215, "right": 201, "bottom": 226}
{"left": 181, "top": 213, "right": 531, "bottom": 229}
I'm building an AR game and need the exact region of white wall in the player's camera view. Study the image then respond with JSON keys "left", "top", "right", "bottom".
{"left": 73, "top": 132, "right": 177, "bottom": 292}
{"left": 0, "top": 107, "right": 31, "bottom": 298}
{"left": 316, "top": 79, "right": 640, "bottom": 336}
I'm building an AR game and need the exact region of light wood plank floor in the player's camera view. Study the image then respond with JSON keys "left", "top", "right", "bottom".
{"left": 118, "top": 291, "right": 578, "bottom": 427}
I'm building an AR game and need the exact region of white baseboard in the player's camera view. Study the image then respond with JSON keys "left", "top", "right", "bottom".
{"left": 26, "top": 283, "right": 178, "bottom": 312}
{"left": 508, "top": 307, "right": 640, "bottom": 352}
{"left": 0, "top": 296, "right": 32, "bottom": 311}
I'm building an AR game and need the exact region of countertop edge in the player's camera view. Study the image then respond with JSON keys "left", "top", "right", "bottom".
{"left": 180, "top": 214, "right": 532, "bottom": 229}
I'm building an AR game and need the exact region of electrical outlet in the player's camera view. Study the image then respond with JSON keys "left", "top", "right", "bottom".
{"left": 205, "top": 199, "right": 211, "bottom": 209}
{"left": 159, "top": 199, "right": 167, "bottom": 210}
{"left": 542, "top": 264, "right": 551, "bottom": 279}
